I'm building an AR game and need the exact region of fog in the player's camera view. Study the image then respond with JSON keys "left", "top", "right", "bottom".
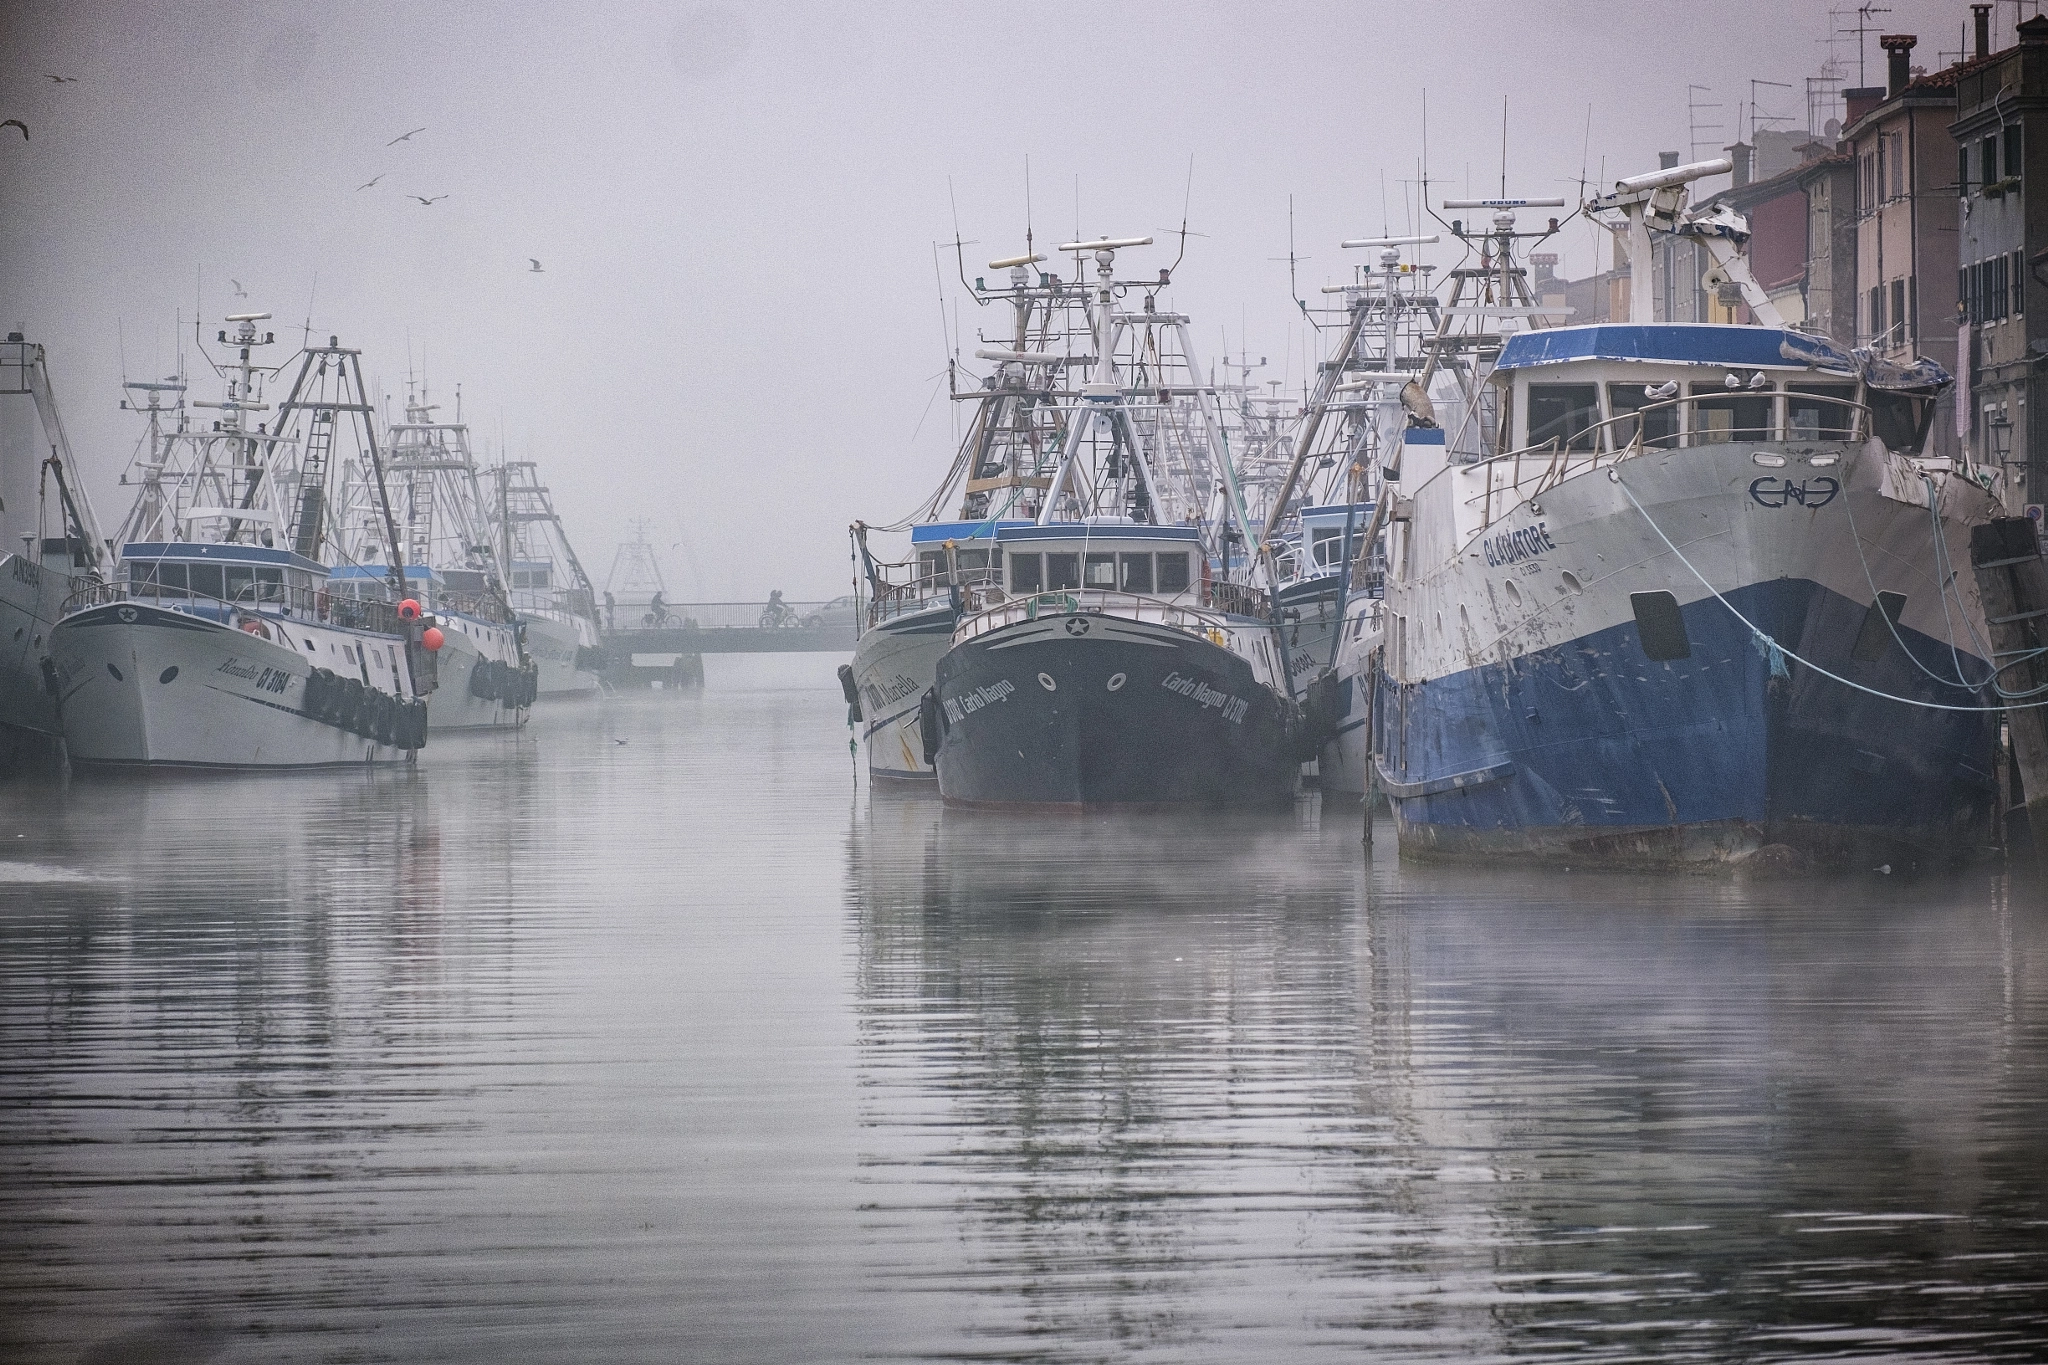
{"left": 0, "top": 0, "right": 1971, "bottom": 599}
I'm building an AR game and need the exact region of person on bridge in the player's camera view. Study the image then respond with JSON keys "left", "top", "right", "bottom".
{"left": 649, "top": 591, "right": 668, "bottom": 627}
{"left": 604, "top": 591, "right": 615, "bottom": 631}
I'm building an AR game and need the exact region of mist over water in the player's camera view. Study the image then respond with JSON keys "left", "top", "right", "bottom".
{"left": 1, "top": 664, "right": 2044, "bottom": 1362}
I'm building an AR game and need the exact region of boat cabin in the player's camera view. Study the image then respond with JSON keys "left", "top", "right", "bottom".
{"left": 121, "top": 541, "right": 327, "bottom": 615}
{"left": 994, "top": 523, "right": 1200, "bottom": 602}
{"left": 1488, "top": 324, "right": 1939, "bottom": 458}
{"left": 1281, "top": 503, "right": 1375, "bottom": 583}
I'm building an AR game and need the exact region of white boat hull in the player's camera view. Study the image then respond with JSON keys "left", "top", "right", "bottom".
{"left": 0, "top": 554, "right": 78, "bottom": 737}
{"left": 423, "top": 614, "right": 528, "bottom": 731}
{"left": 521, "top": 611, "right": 601, "bottom": 697}
{"left": 851, "top": 605, "right": 953, "bottom": 781}
{"left": 51, "top": 601, "right": 415, "bottom": 768}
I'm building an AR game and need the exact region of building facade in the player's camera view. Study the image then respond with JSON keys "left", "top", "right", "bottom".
{"left": 1952, "top": 14, "right": 2048, "bottom": 511}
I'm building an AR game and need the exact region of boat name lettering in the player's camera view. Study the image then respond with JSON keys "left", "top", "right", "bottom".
{"left": 217, "top": 658, "right": 292, "bottom": 693}
{"left": 10, "top": 557, "right": 39, "bottom": 588}
{"left": 864, "top": 672, "right": 920, "bottom": 711}
{"left": 1749, "top": 475, "right": 1839, "bottom": 509}
{"left": 941, "top": 679, "right": 1015, "bottom": 724}
{"left": 1482, "top": 521, "right": 1557, "bottom": 567}
{"left": 1160, "top": 670, "right": 1249, "bottom": 724}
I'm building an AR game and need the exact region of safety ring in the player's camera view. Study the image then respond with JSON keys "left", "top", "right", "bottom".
{"left": 1106, "top": 672, "right": 1126, "bottom": 692}
{"left": 1038, "top": 672, "right": 1057, "bottom": 691}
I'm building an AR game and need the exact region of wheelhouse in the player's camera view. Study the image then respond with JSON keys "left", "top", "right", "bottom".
{"left": 120, "top": 541, "right": 327, "bottom": 614}
{"left": 1490, "top": 324, "right": 1940, "bottom": 457}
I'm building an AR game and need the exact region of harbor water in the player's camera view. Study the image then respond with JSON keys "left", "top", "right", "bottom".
{"left": 3, "top": 656, "right": 2046, "bottom": 1362}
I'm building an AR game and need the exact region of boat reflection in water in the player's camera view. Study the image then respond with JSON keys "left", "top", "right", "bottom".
{"left": 849, "top": 795, "right": 2048, "bottom": 1360}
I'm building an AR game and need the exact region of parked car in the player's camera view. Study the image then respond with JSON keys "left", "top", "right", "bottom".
{"left": 802, "top": 594, "right": 858, "bottom": 630}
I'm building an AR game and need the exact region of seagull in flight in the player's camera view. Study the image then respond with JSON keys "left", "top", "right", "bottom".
{"left": 528, "top": 258, "right": 544, "bottom": 272}
{"left": 386, "top": 127, "right": 427, "bottom": 146}
{"left": 357, "top": 173, "right": 385, "bottom": 191}
{"left": 2, "top": 120, "right": 25, "bottom": 141}
{"left": 43, "top": 74, "right": 78, "bottom": 84}
{"left": 411, "top": 194, "right": 448, "bottom": 206}
{"left": 231, "top": 279, "right": 248, "bottom": 298}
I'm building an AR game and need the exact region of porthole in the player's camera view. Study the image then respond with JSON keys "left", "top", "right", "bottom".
{"left": 1038, "top": 672, "right": 1057, "bottom": 691}
{"left": 1106, "top": 672, "right": 1126, "bottom": 691}
{"left": 1561, "top": 571, "right": 1584, "bottom": 594}
{"left": 158, "top": 666, "right": 178, "bottom": 685}
{"left": 107, "top": 663, "right": 124, "bottom": 682}
{"left": 1504, "top": 579, "right": 1522, "bottom": 607}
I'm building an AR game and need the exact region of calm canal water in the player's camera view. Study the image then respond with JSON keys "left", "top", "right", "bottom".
{"left": 2, "top": 655, "right": 2045, "bottom": 1362}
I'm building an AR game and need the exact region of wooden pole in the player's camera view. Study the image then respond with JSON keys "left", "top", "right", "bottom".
{"left": 1971, "top": 518, "right": 2048, "bottom": 868}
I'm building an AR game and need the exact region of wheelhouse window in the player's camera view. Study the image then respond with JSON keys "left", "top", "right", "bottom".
{"left": 1156, "top": 552, "right": 1191, "bottom": 593}
{"left": 188, "top": 563, "right": 225, "bottom": 600}
{"left": 1008, "top": 552, "right": 1043, "bottom": 593}
{"left": 1118, "top": 552, "right": 1153, "bottom": 593}
{"left": 1607, "top": 383, "right": 1681, "bottom": 450}
{"left": 1083, "top": 553, "right": 1116, "bottom": 589}
{"left": 1311, "top": 528, "right": 1346, "bottom": 568}
{"left": 1871, "top": 392, "right": 1935, "bottom": 454}
{"left": 1525, "top": 383, "right": 1599, "bottom": 451}
{"left": 1045, "top": 552, "right": 1080, "bottom": 591}
{"left": 1689, "top": 384, "right": 1774, "bottom": 443}
{"left": 1787, "top": 384, "right": 1858, "bottom": 440}
{"left": 956, "top": 548, "right": 1000, "bottom": 585}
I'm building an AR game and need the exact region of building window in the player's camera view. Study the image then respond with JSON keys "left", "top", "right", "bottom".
{"left": 1870, "top": 283, "right": 1885, "bottom": 339}
{"left": 2006, "top": 125, "right": 2023, "bottom": 181}
{"left": 1892, "top": 133, "right": 1906, "bottom": 198}
{"left": 2016, "top": 249, "right": 2028, "bottom": 317}
{"left": 1959, "top": 144, "right": 1971, "bottom": 197}
{"left": 1983, "top": 136, "right": 1999, "bottom": 187}
{"left": 1891, "top": 277, "right": 1907, "bottom": 340}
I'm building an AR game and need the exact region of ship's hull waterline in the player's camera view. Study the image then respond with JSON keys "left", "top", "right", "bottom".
{"left": 933, "top": 613, "right": 1301, "bottom": 809}
{"left": 50, "top": 601, "right": 417, "bottom": 769}
{"left": 1379, "top": 439, "right": 2002, "bottom": 868}
{"left": 852, "top": 604, "right": 953, "bottom": 782}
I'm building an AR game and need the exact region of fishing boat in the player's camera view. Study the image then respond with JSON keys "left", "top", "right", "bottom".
{"left": 927, "top": 237, "right": 1309, "bottom": 807}
{"left": 49, "top": 316, "right": 430, "bottom": 768}
{"left": 492, "top": 460, "right": 603, "bottom": 697}
{"left": 1370, "top": 160, "right": 2004, "bottom": 867}
{"left": 333, "top": 385, "right": 535, "bottom": 730}
{"left": 0, "top": 333, "right": 108, "bottom": 753}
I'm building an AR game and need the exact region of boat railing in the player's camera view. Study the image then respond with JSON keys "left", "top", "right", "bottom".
{"left": 867, "top": 565, "right": 1003, "bottom": 626}
{"left": 954, "top": 588, "right": 1236, "bottom": 644}
{"left": 64, "top": 578, "right": 409, "bottom": 637}
{"left": 1461, "top": 393, "right": 1875, "bottom": 526}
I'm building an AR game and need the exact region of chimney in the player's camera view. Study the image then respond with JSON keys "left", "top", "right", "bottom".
{"left": 1844, "top": 86, "right": 1886, "bottom": 126}
{"left": 1974, "top": 4, "right": 1992, "bottom": 60}
{"left": 1659, "top": 150, "right": 1680, "bottom": 170}
{"left": 1881, "top": 33, "right": 1917, "bottom": 97}
{"left": 1725, "top": 141, "right": 1754, "bottom": 188}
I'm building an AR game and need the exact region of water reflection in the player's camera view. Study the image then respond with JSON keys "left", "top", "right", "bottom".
{"left": 850, "top": 798, "right": 2048, "bottom": 1361}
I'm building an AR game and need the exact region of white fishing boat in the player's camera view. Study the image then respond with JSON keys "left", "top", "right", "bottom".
{"left": 49, "top": 316, "right": 430, "bottom": 768}
{"left": 333, "top": 385, "right": 535, "bottom": 731}
{"left": 491, "top": 460, "right": 603, "bottom": 697}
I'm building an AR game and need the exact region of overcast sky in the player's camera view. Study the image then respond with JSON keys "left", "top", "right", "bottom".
{"left": 0, "top": 0, "right": 1986, "bottom": 598}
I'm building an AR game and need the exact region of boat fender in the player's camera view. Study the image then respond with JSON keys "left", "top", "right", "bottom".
{"left": 519, "top": 663, "right": 539, "bottom": 707}
{"left": 469, "top": 657, "right": 496, "bottom": 701}
{"left": 301, "top": 667, "right": 327, "bottom": 719}
{"left": 919, "top": 688, "right": 942, "bottom": 766}
{"left": 376, "top": 690, "right": 399, "bottom": 745}
{"left": 836, "top": 663, "right": 862, "bottom": 720}
{"left": 39, "top": 655, "right": 58, "bottom": 698}
{"left": 341, "top": 676, "right": 368, "bottom": 735}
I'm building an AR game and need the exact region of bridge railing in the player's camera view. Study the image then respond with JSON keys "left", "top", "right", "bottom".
{"left": 605, "top": 600, "right": 839, "bottom": 631}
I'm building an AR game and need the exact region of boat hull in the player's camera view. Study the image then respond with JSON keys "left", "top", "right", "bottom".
{"left": 1380, "top": 440, "right": 2000, "bottom": 867}
{"left": 852, "top": 604, "right": 954, "bottom": 782}
{"left": 521, "top": 611, "right": 601, "bottom": 697}
{"left": 0, "top": 554, "right": 76, "bottom": 737}
{"left": 425, "top": 615, "right": 527, "bottom": 731}
{"left": 932, "top": 614, "right": 1300, "bottom": 808}
{"left": 50, "top": 602, "right": 414, "bottom": 768}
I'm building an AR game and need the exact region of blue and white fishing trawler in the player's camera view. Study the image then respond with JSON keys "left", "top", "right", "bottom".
{"left": 1370, "top": 160, "right": 2004, "bottom": 868}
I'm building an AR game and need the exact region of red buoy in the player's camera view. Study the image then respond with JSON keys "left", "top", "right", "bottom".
{"left": 398, "top": 598, "right": 422, "bottom": 620}
{"left": 421, "top": 626, "right": 445, "bottom": 651}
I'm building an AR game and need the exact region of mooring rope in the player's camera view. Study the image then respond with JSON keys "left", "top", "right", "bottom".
{"left": 1613, "top": 471, "right": 2048, "bottom": 714}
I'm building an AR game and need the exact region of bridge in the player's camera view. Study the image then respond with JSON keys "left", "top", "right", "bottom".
{"left": 599, "top": 600, "right": 856, "bottom": 660}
